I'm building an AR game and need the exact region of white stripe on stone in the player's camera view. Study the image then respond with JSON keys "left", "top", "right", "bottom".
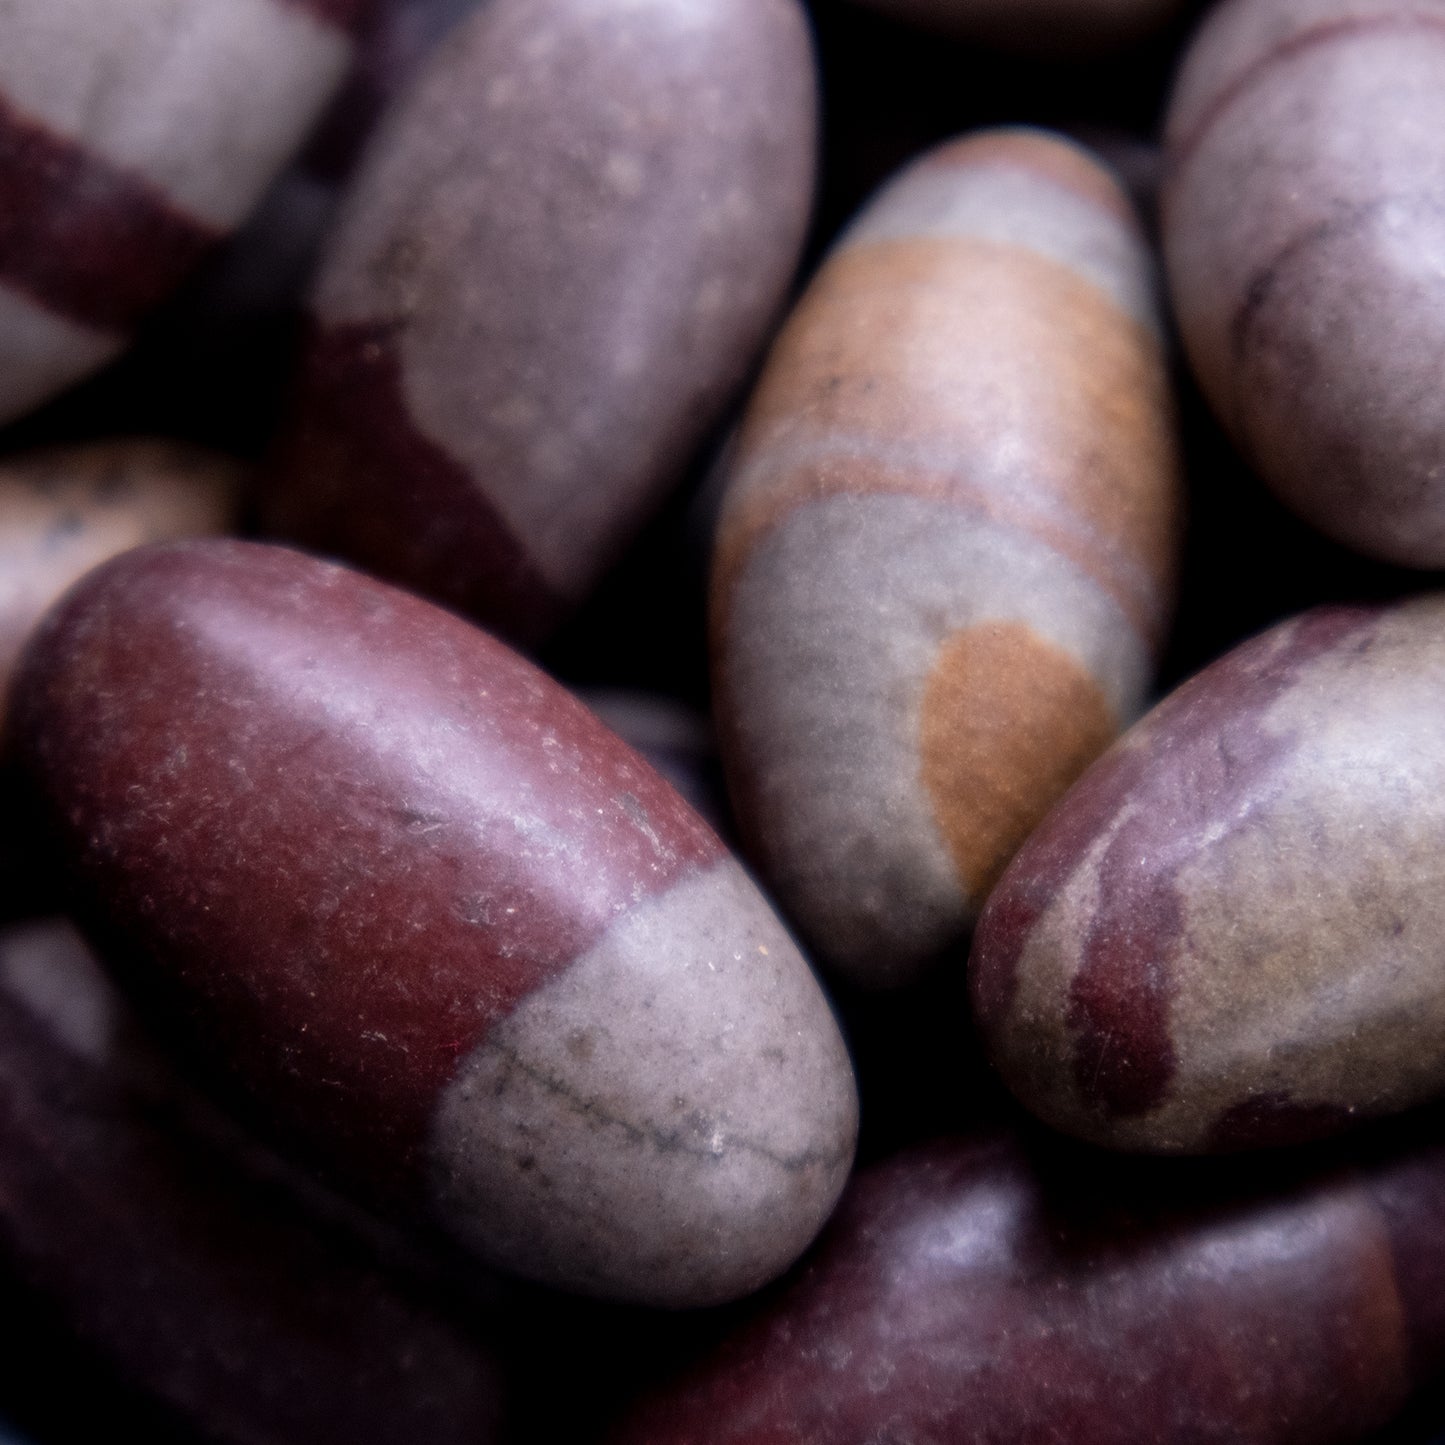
{"left": 0, "top": 283, "right": 124, "bottom": 426}
{"left": 724, "top": 428, "right": 1168, "bottom": 642}
{"left": 839, "top": 142, "right": 1162, "bottom": 336}
{"left": 427, "top": 857, "right": 857, "bottom": 1307}
{"left": 0, "top": 0, "right": 352, "bottom": 227}
{"left": 721, "top": 492, "right": 1151, "bottom": 984}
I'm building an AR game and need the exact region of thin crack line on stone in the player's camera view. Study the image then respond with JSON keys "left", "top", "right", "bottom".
{"left": 479, "top": 1040, "right": 851, "bottom": 1173}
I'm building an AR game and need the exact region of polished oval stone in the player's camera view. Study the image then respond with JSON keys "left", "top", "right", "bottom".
{"left": 0, "top": 0, "right": 366, "bottom": 424}
{"left": 265, "top": 0, "right": 818, "bottom": 646}
{"left": 972, "top": 598, "right": 1445, "bottom": 1153}
{"left": 0, "top": 439, "right": 242, "bottom": 712}
{"left": 711, "top": 129, "right": 1182, "bottom": 989}
{"left": 0, "top": 916, "right": 508, "bottom": 1445}
{"left": 10, "top": 539, "right": 858, "bottom": 1307}
{"left": 610, "top": 1128, "right": 1445, "bottom": 1444}
{"left": 1163, "top": 0, "right": 1445, "bottom": 566}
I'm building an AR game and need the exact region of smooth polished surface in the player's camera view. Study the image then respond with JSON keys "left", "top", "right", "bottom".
{"left": 0, "top": 916, "right": 507, "bottom": 1445}
{"left": 712, "top": 129, "right": 1181, "bottom": 989}
{"left": 1164, "top": 0, "right": 1445, "bottom": 565}
{"left": 973, "top": 599, "right": 1445, "bottom": 1152}
{"left": 610, "top": 1128, "right": 1445, "bottom": 1444}
{"left": 11, "top": 540, "right": 857, "bottom": 1306}
{"left": 267, "top": 0, "right": 817, "bottom": 645}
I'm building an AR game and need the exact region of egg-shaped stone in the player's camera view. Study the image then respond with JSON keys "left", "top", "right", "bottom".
{"left": 1163, "top": 0, "right": 1445, "bottom": 566}
{"left": 0, "top": 0, "right": 367, "bottom": 424}
{"left": 711, "top": 129, "right": 1182, "bottom": 990}
{"left": 973, "top": 598, "right": 1445, "bottom": 1153}
{"left": 264, "top": 0, "right": 818, "bottom": 646}
{"left": 10, "top": 539, "right": 857, "bottom": 1307}
{"left": 610, "top": 1128, "right": 1445, "bottom": 1444}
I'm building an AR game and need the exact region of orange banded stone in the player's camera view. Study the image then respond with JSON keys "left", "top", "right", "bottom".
{"left": 711, "top": 128, "right": 1182, "bottom": 988}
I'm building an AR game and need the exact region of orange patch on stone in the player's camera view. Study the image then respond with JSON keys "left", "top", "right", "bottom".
{"left": 919, "top": 620, "right": 1117, "bottom": 907}
{"left": 711, "top": 237, "right": 1181, "bottom": 646}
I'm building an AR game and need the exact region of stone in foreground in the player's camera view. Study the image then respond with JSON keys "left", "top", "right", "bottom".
{"left": 12, "top": 539, "right": 857, "bottom": 1306}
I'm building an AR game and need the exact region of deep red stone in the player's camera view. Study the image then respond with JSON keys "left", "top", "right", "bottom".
{"left": 609, "top": 1130, "right": 1430, "bottom": 1445}
{"left": 0, "top": 919, "right": 506, "bottom": 1445}
{"left": 0, "top": 94, "right": 218, "bottom": 333}
{"left": 10, "top": 540, "right": 721, "bottom": 1199}
{"left": 265, "top": 320, "right": 569, "bottom": 647}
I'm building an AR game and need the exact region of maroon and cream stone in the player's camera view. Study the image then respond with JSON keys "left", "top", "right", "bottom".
{"left": 609, "top": 1129, "right": 1445, "bottom": 1444}
{"left": 711, "top": 130, "right": 1181, "bottom": 989}
{"left": 972, "top": 598, "right": 1445, "bottom": 1153}
{"left": 1163, "top": 0, "right": 1445, "bottom": 565}
{"left": 0, "top": 915, "right": 508, "bottom": 1445}
{"left": 10, "top": 539, "right": 858, "bottom": 1307}
{"left": 0, "top": 0, "right": 367, "bottom": 423}
{"left": 265, "top": 0, "right": 818, "bottom": 645}
{"left": 177, "top": 0, "right": 486, "bottom": 327}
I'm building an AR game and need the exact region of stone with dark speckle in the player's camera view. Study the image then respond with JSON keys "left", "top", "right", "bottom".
{"left": 9, "top": 539, "right": 858, "bottom": 1307}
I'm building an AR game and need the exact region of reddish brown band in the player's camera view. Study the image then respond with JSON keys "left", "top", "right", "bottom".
{"left": 266, "top": 320, "right": 570, "bottom": 647}
{"left": 0, "top": 93, "right": 218, "bottom": 333}
{"left": 1170, "top": 14, "right": 1445, "bottom": 173}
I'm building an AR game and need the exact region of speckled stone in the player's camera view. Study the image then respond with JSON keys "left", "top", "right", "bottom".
{"left": 0, "top": 439, "right": 241, "bottom": 715}
{"left": 609, "top": 1129, "right": 1445, "bottom": 1444}
{"left": 10, "top": 539, "right": 857, "bottom": 1307}
{"left": 0, "top": 916, "right": 507, "bottom": 1445}
{"left": 844, "top": 0, "right": 1187, "bottom": 52}
{"left": 711, "top": 129, "right": 1182, "bottom": 990}
{"left": 972, "top": 598, "right": 1445, "bottom": 1153}
{"left": 0, "top": 0, "right": 366, "bottom": 424}
{"left": 264, "top": 0, "right": 818, "bottom": 646}
{"left": 1163, "top": 0, "right": 1445, "bottom": 566}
